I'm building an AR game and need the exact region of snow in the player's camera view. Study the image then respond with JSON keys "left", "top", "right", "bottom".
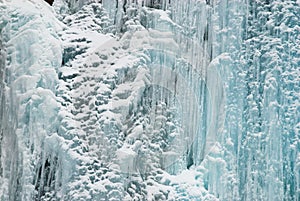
{"left": 116, "top": 146, "right": 137, "bottom": 174}
{"left": 1, "top": 0, "right": 299, "bottom": 200}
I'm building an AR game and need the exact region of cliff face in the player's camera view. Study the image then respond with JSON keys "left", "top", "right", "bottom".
{"left": 0, "top": 0, "right": 299, "bottom": 200}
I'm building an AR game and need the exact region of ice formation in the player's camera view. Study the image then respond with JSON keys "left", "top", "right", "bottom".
{"left": 0, "top": 0, "right": 299, "bottom": 200}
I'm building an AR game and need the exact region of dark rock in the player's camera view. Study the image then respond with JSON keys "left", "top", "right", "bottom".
{"left": 44, "top": 0, "right": 54, "bottom": 6}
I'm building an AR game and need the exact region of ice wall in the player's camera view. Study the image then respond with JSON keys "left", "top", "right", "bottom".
{"left": 74, "top": 0, "right": 300, "bottom": 200}
{"left": 0, "top": 1, "right": 73, "bottom": 200}
{"left": 183, "top": 0, "right": 300, "bottom": 200}
{"left": 0, "top": 0, "right": 299, "bottom": 200}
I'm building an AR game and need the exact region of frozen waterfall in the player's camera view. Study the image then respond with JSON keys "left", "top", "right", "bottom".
{"left": 0, "top": 0, "right": 299, "bottom": 200}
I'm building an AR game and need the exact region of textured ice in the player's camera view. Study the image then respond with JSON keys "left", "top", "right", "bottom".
{"left": 0, "top": 0, "right": 299, "bottom": 200}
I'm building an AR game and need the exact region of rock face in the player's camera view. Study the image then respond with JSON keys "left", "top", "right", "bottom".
{"left": 45, "top": 0, "right": 54, "bottom": 5}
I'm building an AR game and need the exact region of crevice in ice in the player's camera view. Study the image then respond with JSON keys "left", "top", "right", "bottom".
{"left": 34, "top": 155, "right": 59, "bottom": 200}
{"left": 186, "top": 147, "right": 194, "bottom": 169}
